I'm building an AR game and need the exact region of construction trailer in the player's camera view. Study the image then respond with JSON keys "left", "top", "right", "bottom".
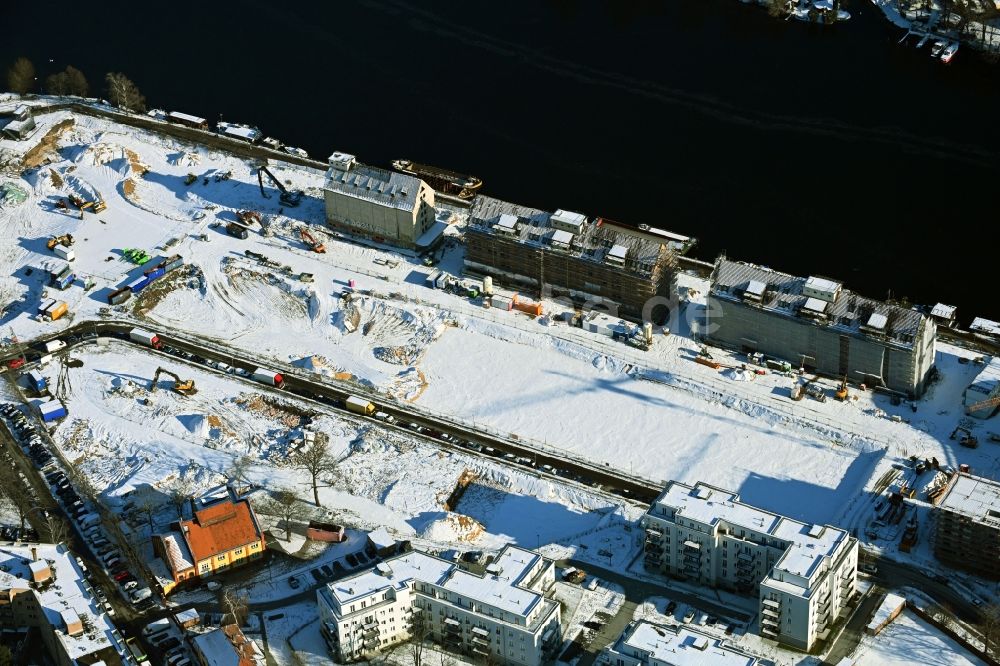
{"left": 37, "top": 399, "right": 67, "bottom": 422}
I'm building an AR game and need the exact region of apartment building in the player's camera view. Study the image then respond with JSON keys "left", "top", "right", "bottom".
{"left": 317, "top": 545, "right": 561, "bottom": 665}
{"left": 933, "top": 473, "right": 1000, "bottom": 580}
{"left": 323, "top": 151, "right": 438, "bottom": 249}
{"left": 154, "top": 497, "right": 266, "bottom": 593}
{"left": 603, "top": 620, "right": 759, "bottom": 666}
{"left": 707, "top": 258, "right": 936, "bottom": 398}
{"left": 465, "top": 196, "right": 688, "bottom": 323}
{"left": 0, "top": 542, "right": 124, "bottom": 665}
{"left": 641, "top": 481, "right": 858, "bottom": 651}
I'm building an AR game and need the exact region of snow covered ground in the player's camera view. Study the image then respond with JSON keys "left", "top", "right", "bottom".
{"left": 4, "top": 103, "right": 1000, "bottom": 664}
{"left": 853, "top": 609, "right": 986, "bottom": 665}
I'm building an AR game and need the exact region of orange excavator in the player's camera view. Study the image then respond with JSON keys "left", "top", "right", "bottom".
{"left": 300, "top": 228, "right": 325, "bottom": 253}
{"left": 835, "top": 376, "right": 849, "bottom": 401}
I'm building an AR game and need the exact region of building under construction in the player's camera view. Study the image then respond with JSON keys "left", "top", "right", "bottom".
{"left": 465, "top": 196, "right": 689, "bottom": 323}
{"left": 706, "top": 258, "right": 937, "bottom": 398}
{"left": 933, "top": 473, "right": 1000, "bottom": 580}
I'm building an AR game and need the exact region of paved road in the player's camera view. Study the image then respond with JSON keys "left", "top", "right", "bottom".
{"left": 823, "top": 585, "right": 884, "bottom": 665}
{"left": 563, "top": 559, "right": 752, "bottom": 666}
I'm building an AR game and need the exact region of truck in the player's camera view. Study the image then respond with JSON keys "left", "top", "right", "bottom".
{"left": 142, "top": 618, "right": 171, "bottom": 637}
{"left": 252, "top": 368, "right": 285, "bottom": 388}
{"left": 107, "top": 287, "right": 132, "bottom": 305}
{"left": 43, "top": 339, "right": 67, "bottom": 353}
{"left": 27, "top": 371, "right": 47, "bottom": 393}
{"left": 434, "top": 272, "right": 448, "bottom": 290}
{"left": 425, "top": 270, "right": 441, "bottom": 288}
{"left": 53, "top": 246, "right": 75, "bottom": 261}
{"left": 345, "top": 396, "right": 375, "bottom": 416}
{"left": 47, "top": 302, "right": 68, "bottom": 321}
{"left": 129, "top": 328, "right": 163, "bottom": 350}
{"left": 37, "top": 299, "right": 56, "bottom": 317}
{"left": 54, "top": 272, "right": 75, "bottom": 290}
{"left": 37, "top": 399, "right": 67, "bottom": 422}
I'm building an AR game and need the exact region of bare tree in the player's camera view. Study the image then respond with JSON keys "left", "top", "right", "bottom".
{"left": 6, "top": 57, "right": 35, "bottom": 95}
{"left": 46, "top": 71, "right": 70, "bottom": 95}
{"left": 167, "top": 477, "right": 194, "bottom": 518}
{"left": 407, "top": 607, "right": 430, "bottom": 666}
{"left": 222, "top": 585, "right": 249, "bottom": 627}
{"left": 260, "top": 488, "right": 306, "bottom": 542}
{"left": 227, "top": 454, "right": 254, "bottom": 490}
{"left": 45, "top": 515, "right": 71, "bottom": 544}
{"left": 64, "top": 66, "right": 88, "bottom": 97}
{"left": 0, "top": 478, "right": 31, "bottom": 531}
{"left": 137, "top": 497, "right": 158, "bottom": 530}
{"left": 293, "top": 434, "right": 337, "bottom": 506}
{"left": 104, "top": 72, "right": 146, "bottom": 112}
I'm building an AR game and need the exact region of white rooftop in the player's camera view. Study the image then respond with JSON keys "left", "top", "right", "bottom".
{"left": 159, "top": 530, "right": 194, "bottom": 572}
{"left": 867, "top": 592, "right": 906, "bottom": 633}
{"left": 803, "top": 297, "right": 828, "bottom": 314}
{"left": 617, "top": 621, "right": 758, "bottom": 666}
{"left": 217, "top": 124, "right": 260, "bottom": 141}
{"left": 326, "top": 545, "right": 548, "bottom": 619}
{"left": 368, "top": 527, "right": 395, "bottom": 550}
{"left": 968, "top": 357, "right": 1000, "bottom": 395}
{"left": 971, "top": 317, "right": 1000, "bottom": 336}
{"left": 0, "top": 543, "right": 120, "bottom": 661}
{"left": 550, "top": 209, "right": 587, "bottom": 229}
{"left": 608, "top": 244, "right": 629, "bottom": 260}
{"left": 938, "top": 474, "right": 1000, "bottom": 525}
{"left": 745, "top": 280, "right": 766, "bottom": 297}
{"left": 865, "top": 313, "right": 888, "bottom": 330}
{"left": 496, "top": 213, "right": 518, "bottom": 231}
{"left": 652, "top": 482, "right": 849, "bottom": 582}
{"left": 167, "top": 111, "right": 206, "bottom": 124}
{"left": 192, "top": 628, "right": 239, "bottom": 666}
{"left": 550, "top": 229, "right": 574, "bottom": 246}
{"left": 930, "top": 303, "right": 956, "bottom": 320}
{"left": 804, "top": 276, "right": 842, "bottom": 293}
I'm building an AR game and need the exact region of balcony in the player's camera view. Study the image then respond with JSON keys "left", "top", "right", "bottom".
{"left": 760, "top": 623, "right": 779, "bottom": 637}
{"left": 645, "top": 541, "right": 664, "bottom": 554}
{"left": 761, "top": 598, "right": 780, "bottom": 610}
{"left": 646, "top": 527, "right": 664, "bottom": 539}
{"left": 761, "top": 606, "right": 779, "bottom": 620}
{"left": 443, "top": 618, "right": 462, "bottom": 634}
{"left": 472, "top": 645, "right": 491, "bottom": 657}
{"left": 683, "top": 540, "right": 701, "bottom": 551}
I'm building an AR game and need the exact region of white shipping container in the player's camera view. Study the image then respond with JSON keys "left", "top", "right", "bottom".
{"left": 53, "top": 246, "right": 75, "bottom": 261}
{"left": 491, "top": 295, "right": 513, "bottom": 311}
{"left": 129, "top": 329, "right": 158, "bottom": 346}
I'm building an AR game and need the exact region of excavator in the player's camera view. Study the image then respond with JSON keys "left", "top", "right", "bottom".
{"left": 150, "top": 367, "right": 196, "bottom": 395}
{"left": 299, "top": 228, "right": 325, "bottom": 253}
{"left": 46, "top": 234, "right": 74, "bottom": 250}
{"left": 835, "top": 375, "right": 849, "bottom": 402}
{"left": 257, "top": 166, "right": 303, "bottom": 207}
{"left": 68, "top": 194, "right": 106, "bottom": 213}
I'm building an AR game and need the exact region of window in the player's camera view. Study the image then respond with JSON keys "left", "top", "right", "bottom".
{"left": 235, "top": 548, "right": 244, "bottom": 555}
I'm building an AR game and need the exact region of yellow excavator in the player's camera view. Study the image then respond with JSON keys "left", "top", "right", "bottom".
{"left": 46, "top": 234, "right": 74, "bottom": 250}
{"left": 151, "top": 367, "right": 196, "bottom": 395}
{"left": 835, "top": 375, "right": 849, "bottom": 402}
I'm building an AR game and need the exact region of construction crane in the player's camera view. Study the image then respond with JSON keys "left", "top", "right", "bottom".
{"left": 46, "top": 234, "right": 74, "bottom": 250}
{"left": 299, "top": 228, "right": 325, "bottom": 253}
{"left": 966, "top": 394, "right": 1000, "bottom": 417}
{"left": 257, "top": 166, "right": 303, "bottom": 207}
{"left": 150, "top": 367, "right": 196, "bottom": 395}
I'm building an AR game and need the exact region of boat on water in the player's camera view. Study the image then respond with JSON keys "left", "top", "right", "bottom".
{"left": 392, "top": 159, "right": 483, "bottom": 200}
{"left": 941, "top": 41, "right": 959, "bottom": 63}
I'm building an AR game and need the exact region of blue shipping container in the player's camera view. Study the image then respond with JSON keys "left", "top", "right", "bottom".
{"left": 145, "top": 267, "right": 165, "bottom": 282}
{"left": 28, "top": 371, "right": 46, "bottom": 392}
{"left": 56, "top": 273, "right": 75, "bottom": 290}
{"left": 128, "top": 276, "right": 149, "bottom": 293}
{"left": 41, "top": 406, "right": 67, "bottom": 422}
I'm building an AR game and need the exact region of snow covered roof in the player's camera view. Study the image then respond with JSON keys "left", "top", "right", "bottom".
{"left": 167, "top": 111, "right": 207, "bottom": 125}
{"left": 930, "top": 303, "right": 956, "bottom": 320}
{"left": 470, "top": 195, "right": 676, "bottom": 277}
{"left": 650, "top": 481, "right": 851, "bottom": 583}
{"left": 325, "top": 545, "right": 550, "bottom": 619}
{"left": 192, "top": 627, "right": 241, "bottom": 666}
{"left": 968, "top": 357, "right": 1000, "bottom": 396}
{"left": 324, "top": 159, "right": 423, "bottom": 212}
{"left": 158, "top": 530, "right": 195, "bottom": 574}
{"left": 937, "top": 474, "right": 1000, "bottom": 526}
{"left": 0, "top": 543, "right": 121, "bottom": 662}
{"left": 712, "top": 259, "right": 926, "bottom": 347}
{"left": 971, "top": 317, "right": 1000, "bottom": 337}
{"left": 802, "top": 297, "right": 827, "bottom": 314}
{"left": 613, "top": 621, "right": 758, "bottom": 666}
{"left": 216, "top": 122, "right": 261, "bottom": 142}
{"left": 549, "top": 229, "right": 573, "bottom": 247}
{"left": 867, "top": 593, "right": 906, "bottom": 633}
{"left": 367, "top": 527, "right": 395, "bottom": 550}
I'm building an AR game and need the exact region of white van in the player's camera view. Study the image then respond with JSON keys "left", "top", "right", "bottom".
{"left": 143, "top": 618, "right": 171, "bottom": 637}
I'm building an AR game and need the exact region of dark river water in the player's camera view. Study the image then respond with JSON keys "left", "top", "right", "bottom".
{"left": 6, "top": 0, "right": 1000, "bottom": 320}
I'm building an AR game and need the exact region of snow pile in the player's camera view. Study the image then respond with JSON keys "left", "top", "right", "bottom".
{"left": 74, "top": 142, "right": 127, "bottom": 167}
{"left": 421, "top": 514, "right": 485, "bottom": 542}
{"left": 177, "top": 413, "right": 210, "bottom": 439}
{"left": 725, "top": 367, "right": 756, "bottom": 382}
{"left": 167, "top": 151, "right": 200, "bottom": 167}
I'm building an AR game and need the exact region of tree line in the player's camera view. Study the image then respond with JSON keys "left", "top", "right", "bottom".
{"left": 5, "top": 56, "right": 147, "bottom": 112}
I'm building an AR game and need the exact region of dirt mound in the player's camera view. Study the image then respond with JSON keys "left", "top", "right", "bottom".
{"left": 22, "top": 118, "right": 74, "bottom": 169}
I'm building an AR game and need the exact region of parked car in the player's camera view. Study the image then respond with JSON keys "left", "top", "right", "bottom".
{"left": 682, "top": 608, "right": 696, "bottom": 624}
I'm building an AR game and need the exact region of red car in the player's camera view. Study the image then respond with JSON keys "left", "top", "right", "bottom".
{"left": 113, "top": 570, "right": 132, "bottom": 581}
{"left": 6, "top": 358, "right": 25, "bottom": 370}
